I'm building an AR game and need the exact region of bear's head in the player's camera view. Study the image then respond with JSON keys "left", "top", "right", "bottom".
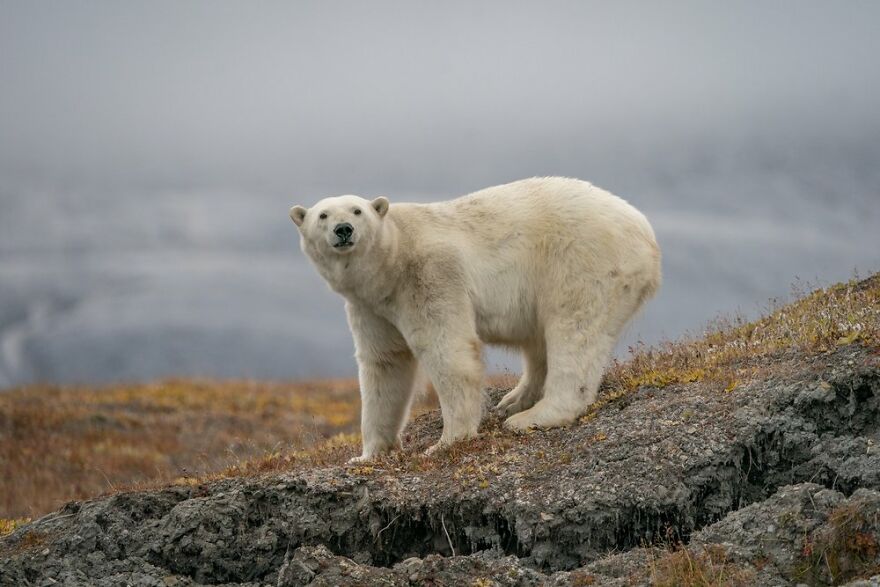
{"left": 289, "top": 195, "right": 390, "bottom": 261}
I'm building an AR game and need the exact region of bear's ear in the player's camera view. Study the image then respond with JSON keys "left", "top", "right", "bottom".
{"left": 289, "top": 205, "right": 307, "bottom": 227}
{"left": 371, "top": 196, "right": 389, "bottom": 218}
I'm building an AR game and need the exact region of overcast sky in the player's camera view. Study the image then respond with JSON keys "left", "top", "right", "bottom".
{"left": 2, "top": 1, "right": 879, "bottom": 195}
{"left": 1, "top": 2, "right": 878, "bottom": 386}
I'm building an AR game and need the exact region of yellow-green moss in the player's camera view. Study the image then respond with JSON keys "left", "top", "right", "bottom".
{"left": 0, "top": 518, "right": 30, "bottom": 537}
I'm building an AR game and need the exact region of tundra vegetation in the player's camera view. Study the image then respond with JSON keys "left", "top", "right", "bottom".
{"left": 0, "top": 378, "right": 366, "bottom": 519}
{"left": 1, "top": 273, "right": 878, "bottom": 586}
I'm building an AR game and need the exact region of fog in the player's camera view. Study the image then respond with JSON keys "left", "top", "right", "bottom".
{"left": 1, "top": 2, "right": 878, "bottom": 386}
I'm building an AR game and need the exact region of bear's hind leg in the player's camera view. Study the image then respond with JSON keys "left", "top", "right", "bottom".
{"left": 504, "top": 272, "right": 651, "bottom": 431}
{"left": 496, "top": 340, "right": 547, "bottom": 417}
{"left": 504, "top": 320, "right": 614, "bottom": 431}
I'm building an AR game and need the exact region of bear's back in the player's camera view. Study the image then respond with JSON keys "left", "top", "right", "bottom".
{"left": 389, "top": 177, "right": 654, "bottom": 256}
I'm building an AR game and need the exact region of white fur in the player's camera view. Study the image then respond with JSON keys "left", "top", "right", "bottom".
{"left": 290, "top": 177, "right": 661, "bottom": 460}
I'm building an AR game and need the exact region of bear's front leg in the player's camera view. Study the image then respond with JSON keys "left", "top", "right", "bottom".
{"left": 351, "top": 352, "right": 418, "bottom": 462}
{"left": 409, "top": 333, "right": 484, "bottom": 455}
{"left": 346, "top": 304, "right": 418, "bottom": 463}
{"left": 394, "top": 258, "right": 484, "bottom": 454}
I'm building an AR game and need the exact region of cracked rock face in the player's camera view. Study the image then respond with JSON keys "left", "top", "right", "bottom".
{"left": 690, "top": 483, "right": 880, "bottom": 585}
{"left": 1, "top": 347, "right": 878, "bottom": 586}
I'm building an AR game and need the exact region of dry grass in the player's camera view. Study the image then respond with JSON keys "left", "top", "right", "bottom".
{"left": 795, "top": 500, "right": 880, "bottom": 584}
{"left": 0, "top": 378, "right": 366, "bottom": 518}
{"left": 582, "top": 273, "right": 880, "bottom": 424}
{"left": 0, "top": 518, "right": 30, "bottom": 538}
{"left": 649, "top": 544, "right": 755, "bottom": 587}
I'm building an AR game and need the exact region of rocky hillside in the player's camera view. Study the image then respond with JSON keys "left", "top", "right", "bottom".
{"left": 1, "top": 276, "right": 879, "bottom": 586}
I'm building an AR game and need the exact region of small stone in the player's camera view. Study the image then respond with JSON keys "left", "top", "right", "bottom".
{"left": 400, "top": 556, "right": 423, "bottom": 567}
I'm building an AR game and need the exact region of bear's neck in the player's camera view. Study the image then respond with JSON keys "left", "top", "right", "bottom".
{"left": 322, "top": 218, "right": 403, "bottom": 305}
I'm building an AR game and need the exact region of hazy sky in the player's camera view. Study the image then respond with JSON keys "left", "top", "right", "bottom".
{"left": 1, "top": 2, "right": 878, "bottom": 386}
{"left": 2, "top": 2, "right": 879, "bottom": 194}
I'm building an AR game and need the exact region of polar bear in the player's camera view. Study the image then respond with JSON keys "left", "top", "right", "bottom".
{"left": 289, "top": 177, "right": 660, "bottom": 460}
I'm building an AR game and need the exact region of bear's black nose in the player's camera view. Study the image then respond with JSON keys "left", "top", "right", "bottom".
{"left": 334, "top": 222, "right": 354, "bottom": 241}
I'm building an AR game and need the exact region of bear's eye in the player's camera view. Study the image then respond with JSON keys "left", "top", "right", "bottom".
{"left": 353, "top": 208, "right": 362, "bottom": 215}
{"left": 319, "top": 212, "right": 327, "bottom": 220}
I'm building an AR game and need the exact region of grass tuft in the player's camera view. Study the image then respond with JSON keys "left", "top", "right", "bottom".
{"left": 0, "top": 518, "right": 30, "bottom": 537}
{"left": 795, "top": 499, "right": 880, "bottom": 584}
{"left": 649, "top": 544, "right": 755, "bottom": 587}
